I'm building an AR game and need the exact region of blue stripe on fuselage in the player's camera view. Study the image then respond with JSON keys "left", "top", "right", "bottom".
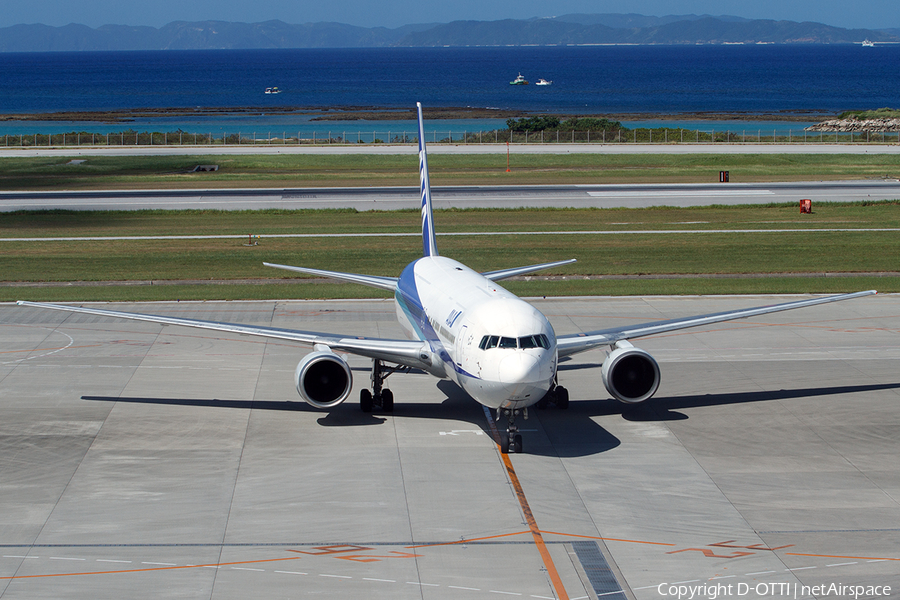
{"left": 396, "top": 259, "right": 460, "bottom": 371}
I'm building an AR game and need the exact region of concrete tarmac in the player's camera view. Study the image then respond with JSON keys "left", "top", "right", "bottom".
{"left": 2, "top": 295, "right": 899, "bottom": 600}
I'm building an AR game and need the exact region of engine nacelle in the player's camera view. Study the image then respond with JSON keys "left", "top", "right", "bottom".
{"left": 295, "top": 350, "right": 353, "bottom": 409}
{"left": 601, "top": 343, "right": 661, "bottom": 404}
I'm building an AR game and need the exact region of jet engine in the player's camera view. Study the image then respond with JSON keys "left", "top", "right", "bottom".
{"left": 601, "top": 341, "right": 661, "bottom": 404}
{"left": 295, "top": 350, "right": 353, "bottom": 409}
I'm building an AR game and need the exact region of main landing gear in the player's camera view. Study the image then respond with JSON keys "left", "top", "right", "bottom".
{"left": 536, "top": 381, "right": 569, "bottom": 410}
{"left": 359, "top": 359, "right": 405, "bottom": 413}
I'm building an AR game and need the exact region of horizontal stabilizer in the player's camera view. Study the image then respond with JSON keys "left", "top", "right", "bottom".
{"left": 482, "top": 259, "right": 577, "bottom": 282}
{"left": 264, "top": 262, "right": 398, "bottom": 291}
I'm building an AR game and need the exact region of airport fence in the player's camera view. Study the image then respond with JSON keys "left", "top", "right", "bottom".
{"left": 2, "top": 128, "right": 900, "bottom": 147}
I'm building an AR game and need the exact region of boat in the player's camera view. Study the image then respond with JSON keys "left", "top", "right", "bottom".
{"left": 265, "top": 87, "right": 281, "bottom": 94}
{"left": 535, "top": 78, "right": 552, "bottom": 86}
{"left": 862, "top": 39, "right": 875, "bottom": 47}
{"left": 509, "top": 73, "right": 528, "bottom": 85}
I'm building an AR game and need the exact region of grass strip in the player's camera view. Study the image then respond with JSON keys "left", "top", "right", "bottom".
{"left": 3, "top": 205, "right": 898, "bottom": 301}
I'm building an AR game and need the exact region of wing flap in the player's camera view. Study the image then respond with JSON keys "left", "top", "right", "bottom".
{"left": 557, "top": 290, "right": 877, "bottom": 358}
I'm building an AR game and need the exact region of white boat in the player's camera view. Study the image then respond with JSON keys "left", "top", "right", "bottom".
{"left": 265, "top": 87, "right": 281, "bottom": 94}
{"left": 862, "top": 39, "right": 875, "bottom": 47}
{"left": 535, "top": 78, "right": 552, "bottom": 86}
{"left": 509, "top": 73, "right": 528, "bottom": 85}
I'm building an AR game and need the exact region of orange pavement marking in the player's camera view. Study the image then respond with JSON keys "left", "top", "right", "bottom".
{"left": 482, "top": 407, "right": 569, "bottom": 600}
{"left": 407, "top": 530, "right": 531, "bottom": 549}
{"left": 0, "top": 555, "right": 303, "bottom": 581}
{"left": 539, "top": 530, "right": 677, "bottom": 547}
{"left": 502, "top": 451, "right": 570, "bottom": 600}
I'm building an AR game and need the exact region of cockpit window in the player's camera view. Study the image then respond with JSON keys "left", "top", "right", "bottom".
{"left": 479, "top": 334, "right": 550, "bottom": 350}
{"left": 479, "top": 335, "right": 499, "bottom": 350}
{"left": 498, "top": 337, "right": 517, "bottom": 348}
{"left": 519, "top": 334, "right": 550, "bottom": 349}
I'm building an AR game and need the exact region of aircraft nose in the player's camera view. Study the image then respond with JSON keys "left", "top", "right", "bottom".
{"left": 499, "top": 353, "right": 540, "bottom": 385}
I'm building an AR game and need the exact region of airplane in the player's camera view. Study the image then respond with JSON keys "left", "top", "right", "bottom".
{"left": 18, "top": 103, "right": 876, "bottom": 454}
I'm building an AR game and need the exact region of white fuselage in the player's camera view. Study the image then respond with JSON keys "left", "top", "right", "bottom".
{"left": 394, "top": 256, "right": 557, "bottom": 410}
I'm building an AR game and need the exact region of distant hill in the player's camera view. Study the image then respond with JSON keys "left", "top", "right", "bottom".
{"left": 1, "top": 15, "right": 897, "bottom": 52}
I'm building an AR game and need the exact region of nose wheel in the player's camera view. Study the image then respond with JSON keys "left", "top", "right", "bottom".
{"left": 497, "top": 408, "right": 526, "bottom": 454}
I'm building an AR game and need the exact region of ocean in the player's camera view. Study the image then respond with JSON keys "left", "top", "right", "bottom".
{"left": 1, "top": 45, "right": 897, "bottom": 136}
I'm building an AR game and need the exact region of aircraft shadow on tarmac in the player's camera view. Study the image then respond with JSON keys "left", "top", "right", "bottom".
{"left": 81, "top": 381, "right": 900, "bottom": 459}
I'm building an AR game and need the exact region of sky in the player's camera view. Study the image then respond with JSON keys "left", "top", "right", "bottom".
{"left": 1, "top": 0, "right": 897, "bottom": 30}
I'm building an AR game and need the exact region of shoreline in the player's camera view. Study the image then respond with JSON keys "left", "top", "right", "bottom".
{"left": 0, "top": 106, "right": 835, "bottom": 124}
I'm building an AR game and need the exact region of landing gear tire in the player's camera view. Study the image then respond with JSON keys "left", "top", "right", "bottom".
{"left": 360, "top": 359, "right": 406, "bottom": 413}
{"left": 555, "top": 386, "right": 569, "bottom": 409}
{"left": 360, "top": 389, "right": 373, "bottom": 413}
{"left": 497, "top": 408, "right": 525, "bottom": 454}
{"left": 381, "top": 389, "right": 394, "bottom": 412}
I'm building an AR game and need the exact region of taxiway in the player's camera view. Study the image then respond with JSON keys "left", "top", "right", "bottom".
{"left": 2, "top": 296, "right": 898, "bottom": 599}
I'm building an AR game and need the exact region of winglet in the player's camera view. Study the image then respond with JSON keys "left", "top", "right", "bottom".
{"left": 417, "top": 102, "right": 439, "bottom": 257}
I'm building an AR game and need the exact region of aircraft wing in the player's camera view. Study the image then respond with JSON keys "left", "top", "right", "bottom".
{"left": 263, "top": 262, "right": 398, "bottom": 291}
{"left": 556, "top": 290, "right": 877, "bottom": 358}
{"left": 16, "top": 301, "right": 430, "bottom": 369}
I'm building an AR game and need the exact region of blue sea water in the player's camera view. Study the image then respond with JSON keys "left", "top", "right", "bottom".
{"left": 1, "top": 45, "right": 897, "bottom": 135}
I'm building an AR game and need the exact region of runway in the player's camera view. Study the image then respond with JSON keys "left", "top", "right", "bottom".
{"left": 3, "top": 143, "right": 900, "bottom": 158}
{"left": 3, "top": 180, "right": 900, "bottom": 212}
{"left": 2, "top": 295, "right": 898, "bottom": 599}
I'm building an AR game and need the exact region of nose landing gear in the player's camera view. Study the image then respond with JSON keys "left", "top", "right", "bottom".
{"left": 496, "top": 407, "right": 527, "bottom": 454}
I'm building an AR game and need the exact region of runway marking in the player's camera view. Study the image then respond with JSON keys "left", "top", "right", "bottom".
{"left": 96, "top": 559, "right": 131, "bottom": 564}
{"left": 482, "top": 406, "right": 570, "bottom": 600}
{"left": 786, "top": 552, "right": 900, "bottom": 561}
{"left": 5, "top": 228, "right": 899, "bottom": 243}
{"left": 587, "top": 190, "right": 774, "bottom": 197}
{"left": 0, "top": 327, "right": 75, "bottom": 365}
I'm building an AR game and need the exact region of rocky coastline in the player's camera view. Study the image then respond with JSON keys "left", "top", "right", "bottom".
{"left": 806, "top": 117, "right": 900, "bottom": 132}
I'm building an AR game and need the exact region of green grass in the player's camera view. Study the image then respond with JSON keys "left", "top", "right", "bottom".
{"left": 3, "top": 204, "right": 899, "bottom": 301}
{"left": 3, "top": 153, "right": 900, "bottom": 189}
{"left": 838, "top": 107, "right": 900, "bottom": 120}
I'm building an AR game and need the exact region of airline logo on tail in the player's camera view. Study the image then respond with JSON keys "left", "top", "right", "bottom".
{"left": 417, "top": 102, "right": 439, "bottom": 258}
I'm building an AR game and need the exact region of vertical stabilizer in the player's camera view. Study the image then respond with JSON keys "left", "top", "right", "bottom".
{"left": 417, "top": 102, "right": 439, "bottom": 257}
